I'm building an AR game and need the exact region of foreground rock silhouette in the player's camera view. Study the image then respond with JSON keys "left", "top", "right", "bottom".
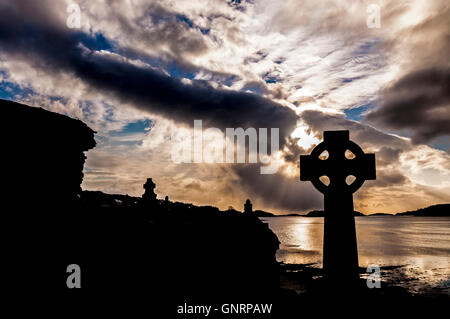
{"left": 2, "top": 99, "right": 289, "bottom": 314}
{"left": 3, "top": 99, "right": 96, "bottom": 297}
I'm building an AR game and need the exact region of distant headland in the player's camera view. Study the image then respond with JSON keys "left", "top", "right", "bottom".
{"left": 258, "top": 204, "right": 450, "bottom": 217}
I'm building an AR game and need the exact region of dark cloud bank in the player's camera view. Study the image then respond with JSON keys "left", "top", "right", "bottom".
{"left": 0, "top": 1, "right": 297, "bottom": 142}
{"left": 366, "top": 68, "right": 450, "bottom": 144}
{"left": 233, "top": 164, "right": 323, "bottom": 212}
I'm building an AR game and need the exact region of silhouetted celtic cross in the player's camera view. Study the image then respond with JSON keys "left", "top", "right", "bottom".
{"left": 300, "top": 130, "right": 376, "bottom": 284}
{"left": 300, "top": 131, "right": 375, "bottom": 194}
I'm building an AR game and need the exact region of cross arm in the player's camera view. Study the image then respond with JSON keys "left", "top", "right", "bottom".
{"left": 300, "top": 155, "right": 328, "bottom": 181}
{"left": 345, "top": 153, "right": 376, "bottom": 180}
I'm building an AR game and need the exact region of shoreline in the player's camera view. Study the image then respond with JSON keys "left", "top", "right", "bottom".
{"left": 279, "top": 262, "right": 450, "bottom": 298}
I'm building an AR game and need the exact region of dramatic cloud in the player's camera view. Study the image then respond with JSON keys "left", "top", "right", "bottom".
{"left": 300, "top": 110, "right": 411, "bottom": 151}
{"left": 366, "top": 68, "right": 450, "bottom": 143}
{"left": 233, "top": 164, "right": 322, "bottom": 212}
{"left": 0, "top": 0, "right": 297, "bottom": 142}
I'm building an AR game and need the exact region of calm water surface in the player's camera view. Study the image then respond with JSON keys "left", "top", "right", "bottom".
{"left": 261, "top": 216, "right": 450, "bottom": 294}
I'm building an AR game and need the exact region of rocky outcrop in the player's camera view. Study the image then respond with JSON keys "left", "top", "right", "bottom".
{"left": 2, "top": 99, "right": 96, "bottom": 293}
{"left": 1, "top": 98, "right": 95, "bottom": 207}
{"left": 78, "top": 189, "right": 281, "bottom": 299}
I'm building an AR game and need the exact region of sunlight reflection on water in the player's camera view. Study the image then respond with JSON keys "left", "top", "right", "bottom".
{"left": 261, "top": 216, "right": 450, "bottom": 294}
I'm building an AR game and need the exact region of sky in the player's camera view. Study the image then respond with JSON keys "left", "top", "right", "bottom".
{"left": 0, "top": 0, "right": 449, "bottom": 214}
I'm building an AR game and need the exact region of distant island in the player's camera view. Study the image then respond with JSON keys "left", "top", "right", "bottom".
{"left": 260, "top": 204, "right": 450, "bottom": 217}
{"left": 394, "top": 204, "right": 450, "bottom": 217}
{"left": 253, "top": 209, "right": 276, "bottom": 217}
{"left": 304, "top": 210, "right": 365, "bottom": 217}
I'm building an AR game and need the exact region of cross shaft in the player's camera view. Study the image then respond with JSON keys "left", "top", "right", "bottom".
{"left": 300, "top": 130, "right": 376, "bottom": 285}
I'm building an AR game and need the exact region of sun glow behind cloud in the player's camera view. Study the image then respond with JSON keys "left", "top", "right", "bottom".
{"left": 291, "top": 123, "right": 319, "bottom": 150}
